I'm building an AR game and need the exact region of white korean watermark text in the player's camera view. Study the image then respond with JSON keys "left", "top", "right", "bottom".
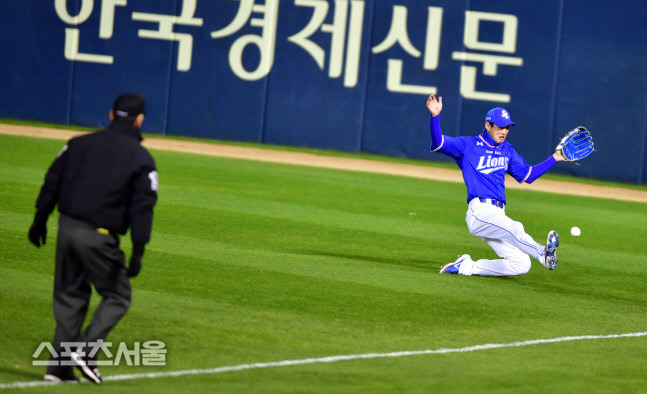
{"left": 32, "top": 340, "right": 166, "bottom": 367}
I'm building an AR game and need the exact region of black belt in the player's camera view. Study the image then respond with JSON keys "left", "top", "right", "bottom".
{"left": 60, "top": 214, "right": 115, "bottom": 235}
{"left": 479, "top": 197, "right": 505, "bottom": 208}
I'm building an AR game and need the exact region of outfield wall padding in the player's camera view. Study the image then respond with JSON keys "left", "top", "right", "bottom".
{"left": 1, "top": 1, "right": 646, "bottom": 184}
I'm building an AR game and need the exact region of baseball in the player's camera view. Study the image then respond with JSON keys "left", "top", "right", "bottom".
{"left": 570, "top": 226, "right": 581, "bottom": 237}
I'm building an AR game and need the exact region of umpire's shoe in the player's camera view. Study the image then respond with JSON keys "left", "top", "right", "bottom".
{"left": 439, "top": 254, "right": 470, "bottom": 274}
{"left": 544, "top": 230, "right": 559, "bottom": 270}
{"left": 70, "top": 351, "right": 102, "bottom": 385}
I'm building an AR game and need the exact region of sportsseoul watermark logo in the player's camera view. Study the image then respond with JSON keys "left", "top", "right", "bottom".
{"left": 32, "top": 340, "right": 166, "bottom": 366}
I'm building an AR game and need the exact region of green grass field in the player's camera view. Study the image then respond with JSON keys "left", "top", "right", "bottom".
{"left": 1, "top": 133, "right": 646, "bottom": 393}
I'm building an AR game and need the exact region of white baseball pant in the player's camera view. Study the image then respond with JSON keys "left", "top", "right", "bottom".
{"left": 458, "top": 198, "right": 547, "bottom": 276}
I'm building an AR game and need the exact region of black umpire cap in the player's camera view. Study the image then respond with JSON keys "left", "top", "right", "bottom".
{"left": 112, "top": 93, "right": 145, "bottom": 121}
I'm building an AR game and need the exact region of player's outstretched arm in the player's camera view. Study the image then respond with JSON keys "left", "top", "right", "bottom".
{"left": 522, "top": 152, "right": 562, "bottom": 184}
{"left": 426, "top": 94, "right": 443, "bottom": 116}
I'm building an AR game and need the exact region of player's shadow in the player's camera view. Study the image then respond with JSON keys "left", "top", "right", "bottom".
{"left": 299, "top": 250, "right": 433, "bottom": 270}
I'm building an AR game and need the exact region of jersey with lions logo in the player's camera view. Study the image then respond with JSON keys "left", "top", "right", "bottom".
{"left": 428, "top": 115, "right": 533, "bottom": 204}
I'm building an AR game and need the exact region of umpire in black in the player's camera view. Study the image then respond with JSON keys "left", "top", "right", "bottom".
{"left": 28, "top": 93, "right": 158, "bottom": 385}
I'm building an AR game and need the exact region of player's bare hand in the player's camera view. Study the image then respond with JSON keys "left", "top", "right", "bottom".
{"left": 426, "top": 94, "right": 442, "bottom": 116}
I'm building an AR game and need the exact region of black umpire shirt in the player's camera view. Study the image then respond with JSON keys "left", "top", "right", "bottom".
{"left": 35, "top": 120, "right": 157, "bottom": 246}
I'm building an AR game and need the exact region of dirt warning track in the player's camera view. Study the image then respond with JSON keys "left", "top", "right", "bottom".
{"left": 2, "top": 123, "right": 646, "bottom": 204}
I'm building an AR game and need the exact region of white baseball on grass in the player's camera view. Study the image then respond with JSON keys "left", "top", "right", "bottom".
{"left": 570, "top": 226, "right": 581, "bottom": 237}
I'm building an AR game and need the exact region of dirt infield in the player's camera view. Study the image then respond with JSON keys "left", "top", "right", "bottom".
{"left": 2, "top": 122, "right": 646, "bottom": 203}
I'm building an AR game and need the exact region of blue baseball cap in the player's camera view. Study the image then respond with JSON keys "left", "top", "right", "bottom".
{"left": 485, "top": 107, "right": 516, "bottom": 127}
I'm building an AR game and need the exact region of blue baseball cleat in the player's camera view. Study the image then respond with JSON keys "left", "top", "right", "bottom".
{"left": 439, "top": 254, "right": 470, "bottom": 274}
{"left": 544, "top": 230, "right": 559, "bottom": 270}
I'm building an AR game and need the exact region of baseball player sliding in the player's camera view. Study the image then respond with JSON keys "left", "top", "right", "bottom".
{"left": 426, "top": 94, "right": 579, "bottom": 276}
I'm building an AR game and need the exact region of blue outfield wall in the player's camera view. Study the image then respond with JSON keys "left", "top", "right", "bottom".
{"left": 1, "top": 1, "right": 647, "bottom": 184}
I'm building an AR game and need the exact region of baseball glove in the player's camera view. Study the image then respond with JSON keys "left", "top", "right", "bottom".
{"left": 556, "top": 126, "right": 594, "bottom": 161}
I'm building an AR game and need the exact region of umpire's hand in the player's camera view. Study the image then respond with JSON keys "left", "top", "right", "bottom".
{"left": 127, "top": 243, "right": 145, "bottom": 278}
{"left": 28, "top": 211, "right": 49, "bottom": 247}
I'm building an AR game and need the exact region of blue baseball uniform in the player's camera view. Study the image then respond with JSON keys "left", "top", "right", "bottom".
{"left": 430, "top": 110, "right": 559, "bottom": 276}
{"left": 429, "top": 114, "right": 556, "bottom": 205}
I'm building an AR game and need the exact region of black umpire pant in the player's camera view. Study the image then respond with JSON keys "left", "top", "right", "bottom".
{"left": 46, "top": 214, "right": 131, "bottom": 377}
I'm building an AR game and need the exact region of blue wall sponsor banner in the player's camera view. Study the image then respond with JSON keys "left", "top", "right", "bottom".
{"left": 262, "top": 1, "right": 372, "bottom": 151}
{"left": 554, "top": 0, "right": 647, "bottom": 184}
{"left": 362, "top": 0, "right": 464, "bottom": 160}
{"left": 0, "top": 1, "right": 72, "bottom": 124}
{"left": 1, "top": 1, "right": 646, "bottom": 184}
{"left": 165, "top": 0, "right": 267, "bottom": 142}
{"left": 66, "top": 0, "right": 177, "bottom": 130}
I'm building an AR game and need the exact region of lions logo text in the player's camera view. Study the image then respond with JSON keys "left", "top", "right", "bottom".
{"left": 476, "top": 155, "right": 508, "bottom": 174}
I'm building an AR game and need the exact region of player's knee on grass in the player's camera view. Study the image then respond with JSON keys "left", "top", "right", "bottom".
{"left": 506, "top": 255, "right": 531, "bottom": 275}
